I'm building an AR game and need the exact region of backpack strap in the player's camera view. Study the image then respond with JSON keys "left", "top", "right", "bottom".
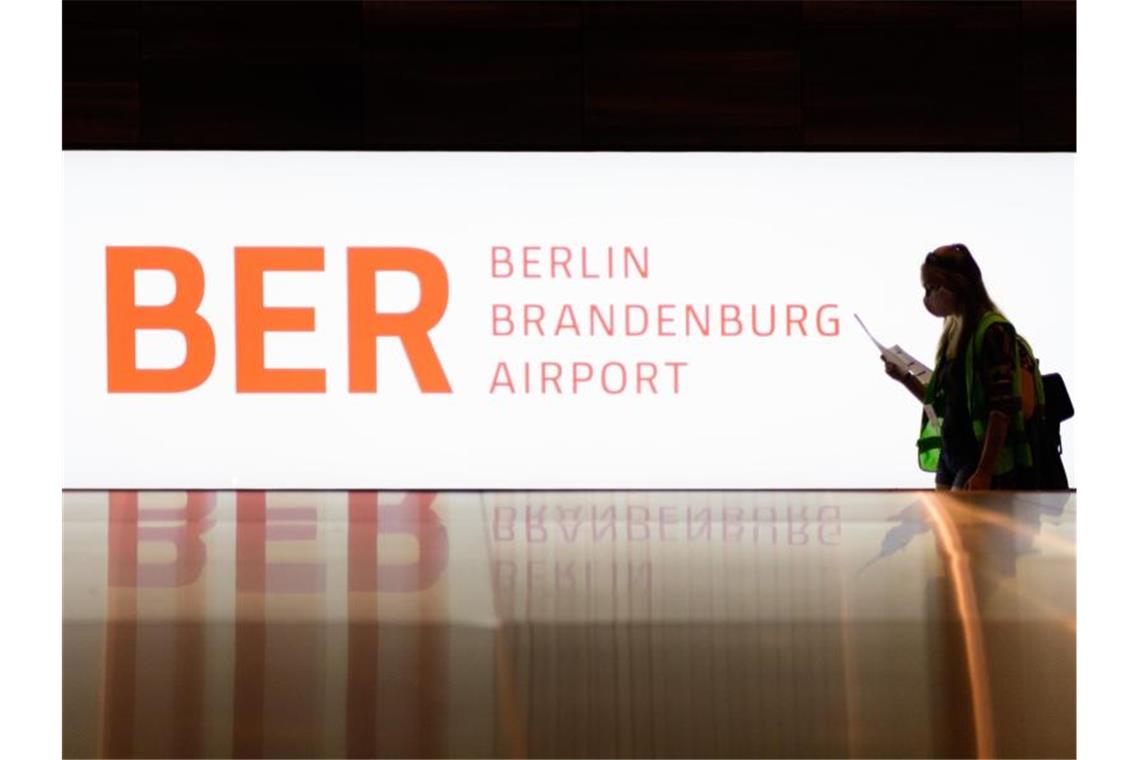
{"left": 1014, "top": 333, "right": 1047, "bottom": 419}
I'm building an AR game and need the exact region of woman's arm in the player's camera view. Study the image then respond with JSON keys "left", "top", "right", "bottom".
{"left": 901, "top": 373, "right": 926, "bottom": 403}
{"left": 964, "top": 322, "right": 1020, "bottom": 489}
{"left": 882, "top": 355, "right": 927, "bottom": 402}
{"left": 968, "top": 410, "right": 1010, "bottom": 489}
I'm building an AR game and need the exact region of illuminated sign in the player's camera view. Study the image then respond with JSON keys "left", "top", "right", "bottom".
{"left": 64, "top": 153, "right": 1075, "bottom": 488}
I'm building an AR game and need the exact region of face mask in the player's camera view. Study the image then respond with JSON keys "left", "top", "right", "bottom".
{"left": 924, "top": 286, "right": 955, "bottom": 316}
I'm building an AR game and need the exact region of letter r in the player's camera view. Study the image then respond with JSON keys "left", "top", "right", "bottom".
{"left": 347, "top": 247, "right": 452, "bottom": 393}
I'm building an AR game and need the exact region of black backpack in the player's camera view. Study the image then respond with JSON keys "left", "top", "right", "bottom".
{"left": 1030, "top": 372, "right": 1074, "bottom": 490}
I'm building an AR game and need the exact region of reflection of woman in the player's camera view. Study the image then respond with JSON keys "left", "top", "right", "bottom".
{"left": 883, "top": 244, "right": 1034, "bottom": 490}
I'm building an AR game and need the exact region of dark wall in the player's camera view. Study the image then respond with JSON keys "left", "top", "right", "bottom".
{"left": 63, "top": 0, "right": 1076, "bottom": 150}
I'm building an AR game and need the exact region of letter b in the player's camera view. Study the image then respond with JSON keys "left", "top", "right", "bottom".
{"left": 106, "top": 246, "right": 216, "bottom": 392}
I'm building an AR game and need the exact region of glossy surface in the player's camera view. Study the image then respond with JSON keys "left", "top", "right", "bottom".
{"left": 63, "top": 490, "right": 1075, "bottom": 758}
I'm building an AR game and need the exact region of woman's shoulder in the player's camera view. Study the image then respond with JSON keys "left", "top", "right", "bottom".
{"left": 978, "top": 317, "right": 1016, "bottom": 359}
{"left": 980, "top": 315, "right": 1015, "bottom": 337}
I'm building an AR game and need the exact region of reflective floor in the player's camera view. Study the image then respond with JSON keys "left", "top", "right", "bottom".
{"left": 63, "top": 490, "right": 1075, "bottom": 759}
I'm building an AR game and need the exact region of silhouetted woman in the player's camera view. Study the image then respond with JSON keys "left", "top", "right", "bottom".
{"left": 883, "top": 244, "right": 1035, "bottom": 491}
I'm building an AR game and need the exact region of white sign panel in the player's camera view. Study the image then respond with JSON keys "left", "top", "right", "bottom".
{"left": 63, "top": 152, "right": 1075, "bottom": 488}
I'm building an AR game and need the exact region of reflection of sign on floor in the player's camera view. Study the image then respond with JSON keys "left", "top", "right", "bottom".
{"left": 493, "top": 558, "right": 652, "bottom": 613}
{"left": 105, "top": 491, "right": 448, "bottom": 594}
{"left": 488, "top": 503, "right": 847, "bottom": 622}
{"left": 491, "top": 504, "right": 841, "bottom": 546}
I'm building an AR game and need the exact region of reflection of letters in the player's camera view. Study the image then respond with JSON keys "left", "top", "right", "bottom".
{"left": 102, "top": 492, "right": 214, "bottom": 758}
{"left": 108, "top": 491, "right": 215, "bottom": 587}
{"left": 236, "top": 492, "right": 325, "bottom": 594}
{"left": 493, "top": 559, "right": 652, "bottom": 619}
{"left": 489, "top": 501, "right": 843, "bottom": 620}
{"left": 348, "top": 492, "right": 448, "bottom": 592}
{"left": 492, "top": 503, "right": 842, "bottom": 546}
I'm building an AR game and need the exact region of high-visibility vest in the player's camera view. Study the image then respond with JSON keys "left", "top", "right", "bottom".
{"left": 916, "top": 311, "right": 1043, "bottom": 474}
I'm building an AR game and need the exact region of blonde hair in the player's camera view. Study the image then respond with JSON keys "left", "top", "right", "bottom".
{"left": 923, "top": 244, "right": 1003, "bottom": 361}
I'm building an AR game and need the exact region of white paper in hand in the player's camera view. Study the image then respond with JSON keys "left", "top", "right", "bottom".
{"left": 854, "top": 313, "right": 939, "bottom": 431}
{"left": 854, "top": 313, "right": 932, "bottom": 378}
{"left": 884, "top": 344, "right": 933, "bottom": 385}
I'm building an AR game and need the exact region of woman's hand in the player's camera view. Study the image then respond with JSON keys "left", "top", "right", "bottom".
{"left": 882, "top": 355, "right": 908, "bottom": 382}
{"left": 884, "top": 356, "right": 928, "bottom": 402}
{"left": 963, "top": 469, "right": 992, "bottom": 491}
